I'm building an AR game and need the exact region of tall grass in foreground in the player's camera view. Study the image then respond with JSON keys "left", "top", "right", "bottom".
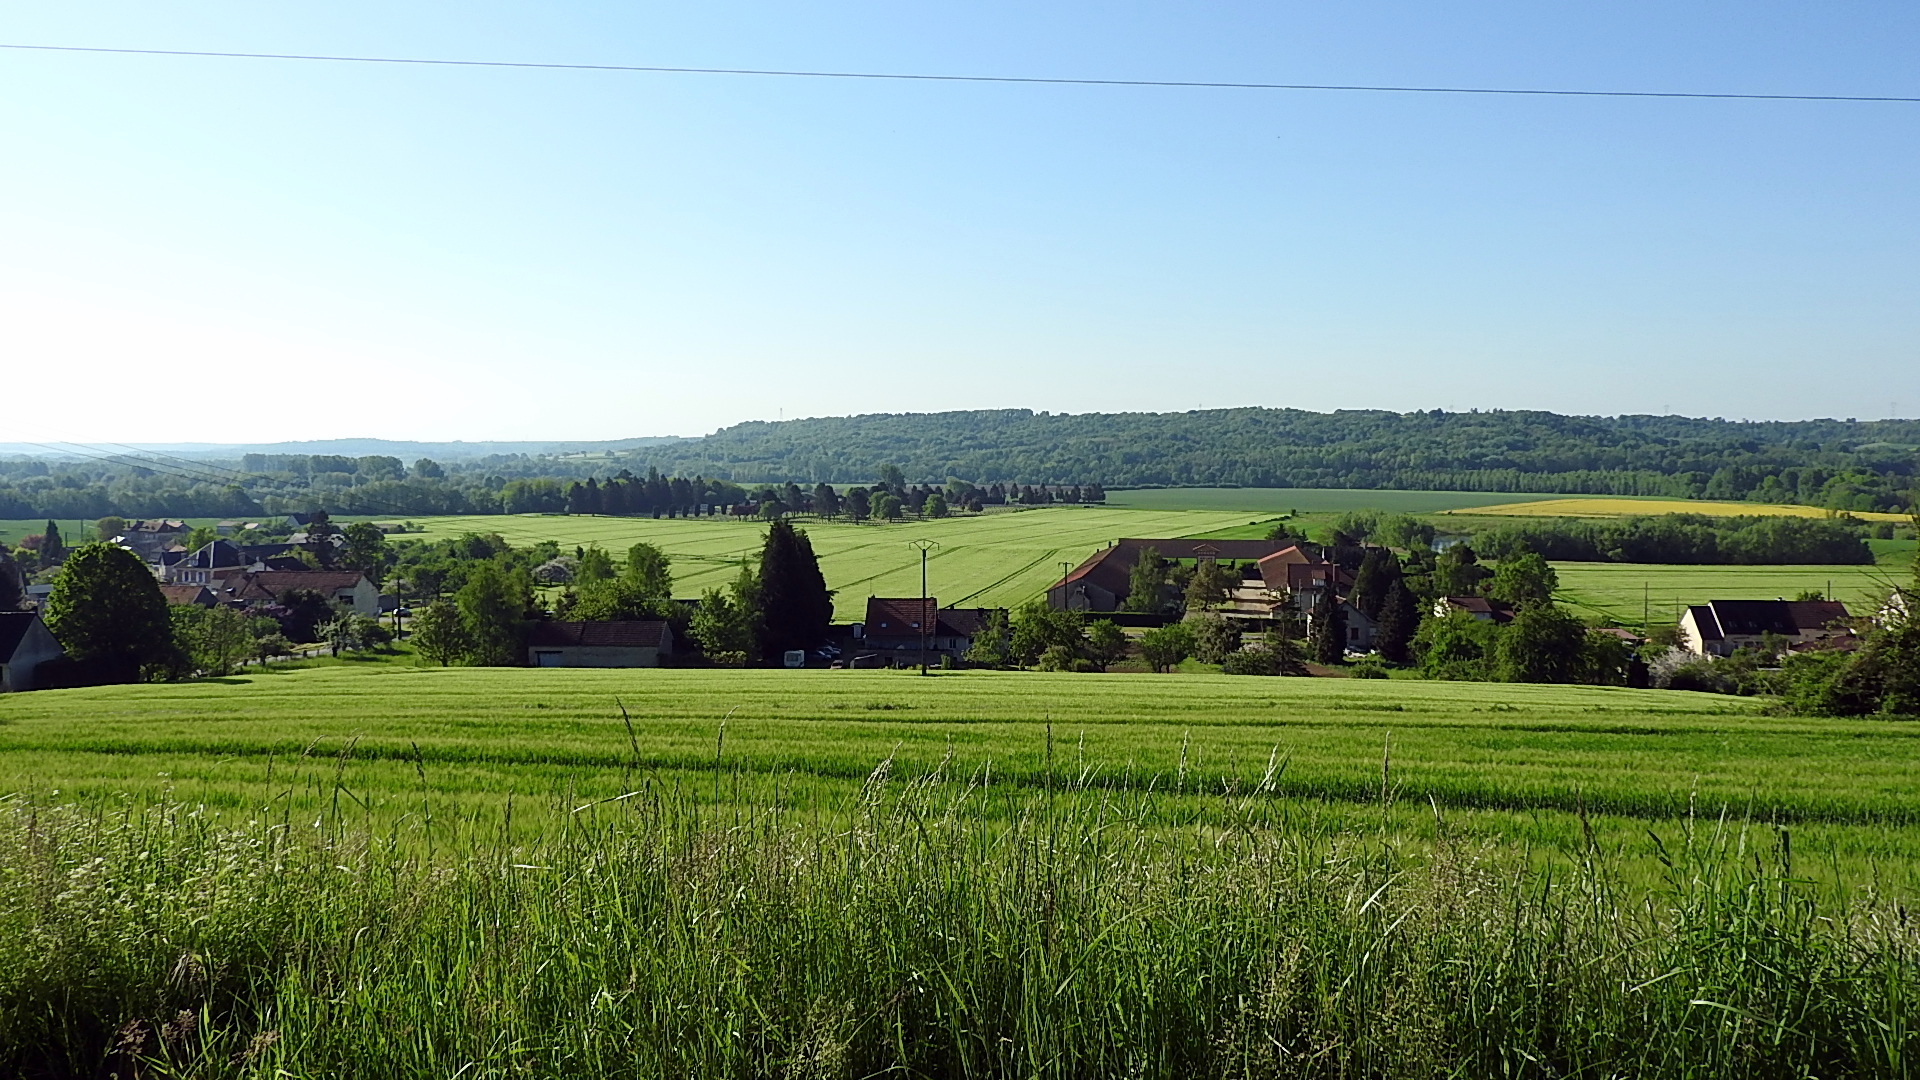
{"left": 1, "top": 759, "right": 1915, "bottom": 1079}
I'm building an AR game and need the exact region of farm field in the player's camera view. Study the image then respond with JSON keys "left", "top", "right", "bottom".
{"left": 401, "top": 508, "right": 1252, "bottom": 619}
{"left": 1456, "top": 496, "right": 1910, "bottom": 521}
{"left": 1104, "top": 486, "right": 1569, "bottom": 513}
{"left": 3, "top": 663, "right": 1918, "bottom": 873}
{"left": 8, "top": 665, "right": 1919, "bottom": 1074}
{"left": 1552, "top": 559, "right": 1909, "bottom": 628}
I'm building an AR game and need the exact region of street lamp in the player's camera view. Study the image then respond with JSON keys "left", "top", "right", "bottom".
{"left": 907, "top": 540, "right": 939, "bottom": 674}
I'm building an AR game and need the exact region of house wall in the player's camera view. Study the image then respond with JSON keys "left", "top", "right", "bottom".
{"left": 0, "top": 620, "right": 65, "bottom": 692}
{"left": 1677, "top": 610, "right": 1717, "bottom": 657}
{"left": 526, "top": 645, "right": 661, "bottom": 668}
{"left": 1049, "top": 583, "right": 1119, "bottom": 612}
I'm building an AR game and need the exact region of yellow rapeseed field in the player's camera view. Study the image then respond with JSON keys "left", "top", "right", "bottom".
{"left": 1449, "top": 497, "right": 1909, "bottom": 522}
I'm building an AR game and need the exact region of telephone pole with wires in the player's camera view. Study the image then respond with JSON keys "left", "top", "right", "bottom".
{"left": 908, "top": 539, "right": 939, "bottom": 674}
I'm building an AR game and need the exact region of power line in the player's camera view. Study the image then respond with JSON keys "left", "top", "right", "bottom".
{"left": 2, "top": 42, "right": 1915, "bottom": 104}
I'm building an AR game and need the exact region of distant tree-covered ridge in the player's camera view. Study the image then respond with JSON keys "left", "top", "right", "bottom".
{"left": 609, "top": 409, "right": 1918, "bottom": 512}
{"left": 2, "top": 408, "right": 1914, "bottom": 519}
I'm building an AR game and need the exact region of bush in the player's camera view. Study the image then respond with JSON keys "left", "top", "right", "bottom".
{"left": 1347, "top": 659, "right": 1390, "bottom": 679}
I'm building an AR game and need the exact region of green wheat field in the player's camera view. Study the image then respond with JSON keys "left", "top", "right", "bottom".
{"left": 6, "top": 665, "right": 1920, "bottom": 1075}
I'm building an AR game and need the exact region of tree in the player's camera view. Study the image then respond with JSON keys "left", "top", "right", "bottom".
{"left": 757, "top": 520, "right": 833, "bottom": 661}
{"left": 1435, "top": 544, "right": 1492, "bottom": 596}
{"left": 1189, "top": 612, "right": 1241, "bottom": 665}
{"left": 691, "top": 568, "right": 762, "bottom": 665}
{"left": 1350, "top": 548, "right": 1402, "bottom": 620}
{"left": 1488, "top": 552, "right": 1559, "bottom": 608}
{"left": 43, "top": 543, "right": 173, "bottom": 680}
{"left": 1265, "top": 521, "right": 1308, "bottom": 547}
{"left": 1122, "top": 547, "right": 1169, "bottom": 614}
{"left": 1138, "top": 623, "right": 1194, "bottom": 673}
{"left": 577, "top": 547, "right": 616, "bottom": 581}
{"left": 925, "top": 491, "right": 950, "bottom": 519}
{"left": 182, "top": 526, "right": 220, "bottom": 554}
{"left": 1415, "top": 610, "right": 1501, "bottom": 681}
{"left": 1085, "top": 619, "right": 1128, "bottom": 670}
{"left": 250, "top": 630, "right": 292, "bottom": 667}
{"left": 964, "top": 609, "right": 1013, "bottom": 668}
{"left": 877, "top": 464, "right": 906, "bottom": 492}
{"left": 1494, "top": 602, "right": 1588, "bottom": 683}
{"left": 875, "top": 494, "right": 904, "bottom": 522}
{"left": 812, "top": 483, "right": 841, "bottom": 520}
{"left": 412, "top": 457, "right": 445, "bottom": 479}
{"left": 1184, "top": 560, "right": 1231, "bottom": 611}
{"left": 1374, "top": 579, "right": 1418, "bottom": 664}
{"left": 456, "top": 561, "right": 532, "bottom": 666}
{"left": 1222, "top": 631, "right": 1308, "bottom": 676}
{"left": 410, "top": 601, "right": 470, "bottom": 667}
{"left": 340, "top": 522, "right": 390, "bottom": 584}
{"left": 0, "top": 549, "right": 20, "bottom": 611}
{"left": 168, "top": 604, "right": 253, "bottom": 677}
{"left": 624, "top": 543, "right": 673, "bottom": 600}
{"left": 1009, "top": 601, "right": 1085, "bottom": 667}
{"left": 567, "top": 578, "right": 670, "bottom": 621}
{"left": 95, "top": 516, "right": 126, "bottom": 542}
{"left": 276, "top": 589, "right": 336, "bottom": 643}
{"left": 845, "top": 487, "right": 872, "bottom": 522}
{"left": 1307, "top": 590, "right": 1347, "bottom": 665}
{"left": 39, "top": 521, "right": 63, "bottom": 569}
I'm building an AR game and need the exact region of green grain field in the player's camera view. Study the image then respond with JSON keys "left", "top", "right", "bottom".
{"left": 1103, "top": 487, "right": 1570, "bottom": 513}
{"left": 6, "top": 665, "right": 1919, "bottom": 1076}
{"left": 403, "top": 508, "right": 1253, "bottom": 619}
{"left": 1553, "top": 560, "right": 1908, "bottom": 629}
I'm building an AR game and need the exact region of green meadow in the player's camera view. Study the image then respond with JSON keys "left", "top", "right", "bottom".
{"left": 1552, "top": 556, "right": 1910, "bottom": 629}
{"left": 402, "top": 507, "right": 1252, "bottom": 619}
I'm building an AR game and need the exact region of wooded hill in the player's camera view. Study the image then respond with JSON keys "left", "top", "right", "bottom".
{"left": 610, "top": 408, "right": 1920, "bottom": 513}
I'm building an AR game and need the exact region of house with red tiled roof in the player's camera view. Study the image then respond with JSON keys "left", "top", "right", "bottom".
{"left": 159, "top": 585, "right": 217, "bottom": 608}
{"left": 220, "top": 571, "right": 380, "bottom": 616}
{"left": 527, "top": 620, "right": 673, "bottom": 667}
{"left": 858, "top": 597, "right": 999, "bottom": 666}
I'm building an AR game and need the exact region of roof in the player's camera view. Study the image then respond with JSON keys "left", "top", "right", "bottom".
{"left": 935, "top": 607, "right": 994, "bottom": 638}
{"left": 526, "top": 620, "right": 669, "bottom": 648}
{"left": 0, "top": 612, "right": 42, "bottom": 659}
{"left": 866, "top": 597, "right": 937, "bottom": 633}
{"left": 1690, "top": 599, "right": 1852, "bottom": 639}
{"left": 159, "top": 585, "right": 215, "bottom": 606}
{"left": 184, "top": 540, "right": 247, "bottom": 569}
{"left": 130, "top": 519, "right": 188, "bottom": 533}
{"left": 1056, "top": 546, "right": 1136, "bottom": 597}
{"left": 223, "top": 571, "right": 369, "bottom": 602}
{"left": 1440, "top": 596, "right": 1516, "bottom": 623}
{"left": 1116, "top": 538, "right": 1295, "bottom": 562}
{"left": 1257, "top": 549, "right": 1343, "bottom": 593}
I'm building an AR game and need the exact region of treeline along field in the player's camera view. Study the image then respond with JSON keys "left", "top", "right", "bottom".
{"left": 4, "top": 666, "right": 1920, "bottom": 1076}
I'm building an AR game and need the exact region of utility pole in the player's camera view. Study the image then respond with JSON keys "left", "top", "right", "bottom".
{"left": 908, "top": 539, "right": 939, "bottom": 674}
{"left": 1060, "top": 561, "right": 1071, "bottom": 609}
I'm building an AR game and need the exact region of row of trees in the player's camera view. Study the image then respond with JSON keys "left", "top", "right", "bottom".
{"left": 1472, "top": 514, "right": 1875, "bottom": 565}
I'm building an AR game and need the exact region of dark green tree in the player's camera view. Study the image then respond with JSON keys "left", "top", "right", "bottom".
{"left": 963, "top": 608, "right": 1013, "bottom": 668}
{"left": 1374, "top": 579, "right": 1418, "bottom": 664}
{"left": 340, "top": 522, "right": 390, "bottom": 585}
{"left": 623, "top": 543, "right": 673, "bottom": 600}
{"left": 1084, "top": 619, "right": 1128, "bottom": 670}
{"left": 1435, "top": 543, "right": 1492, "bottom": 596}
{"left": 275, "top": 589, "right": 336, "bottom": 644}
{"left": 1494, "top": 602, "right": 1589, "bottom": 683}
{"left": 845, "top": 487, "right": 871, "bottom": 522}
{"left": 1121, "top": 547, "right": 1168, "bottom": 614}
{"left": 576, "top": 547, "right": 616, "bottom": 581}
{"left": 757, "top": 520, "right": 833, "bottom": 662}
{"left": 43, "top": 543, "right": 172, "bottom": 680}
{"left": 409, "top": 601, "right": 470, "bottom": 667}
{"left": 1307, "top": 590, "right": 1346, "bottom": 665}
{"left": 1009, "top": 601, "right": 1085, "bottom": 667}
{"left": 0, "top": 549, "right": 20, "bottom": 611}
{"left": 39, "top": 520, "right": 63, "bottom": 569}
{"left": 1415, "top": 610, "right": 1501, "bottom": 681}
{"left": 1137, "top": 622, "right": 1194, "bottom": 673}
{"left": 456, "top": 561, "right": 532, "bottom": 666}
{"left": 1184, "top": 560, "right": 1231, "bottom": 611}
{"left": 1189, "top": 612, "right": 1241, "bottom": 664}
{"left": 1487, "top": 552, "right": 1559, "bottom": 608}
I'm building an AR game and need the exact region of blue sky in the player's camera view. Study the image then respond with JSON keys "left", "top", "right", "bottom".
{"left": 2, "top": 2, "right": 1916, "bottom": 440}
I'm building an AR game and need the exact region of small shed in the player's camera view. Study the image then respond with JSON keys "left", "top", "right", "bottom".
{"left": 0, "top": 612, "right": 66, "bottom": 693}
{"left": 527, "top": 620, "right": 674, "bottom": 668}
